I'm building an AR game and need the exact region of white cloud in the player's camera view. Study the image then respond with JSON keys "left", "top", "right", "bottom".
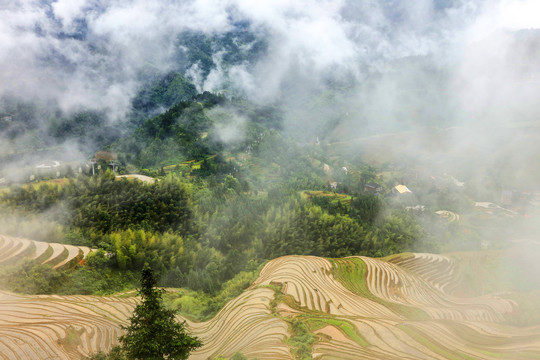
{"left": 0, "top": 0, "right": 538, "bottom": 124}
{"left": 52, "top": 0, "right": 89, "bottom": 31}
{"left": 208, "top": 107, "right": 248, "bottom": 145}
{"left": 464, "top": 0, "right": 540, "bottom": 43}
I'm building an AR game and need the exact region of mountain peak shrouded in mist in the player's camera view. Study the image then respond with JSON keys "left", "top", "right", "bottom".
{"left": 1, "top": 0, "right": 540, "bottom": 186}
{"left": 1, "top": 0, "right": 538, "bottom": 138}
{"left": 0, "top": 1, "right": 526, "bottom": 113}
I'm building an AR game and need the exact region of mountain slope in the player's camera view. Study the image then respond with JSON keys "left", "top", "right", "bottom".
{"left": 0, "top": 253, "right": 539, "bottom": 359}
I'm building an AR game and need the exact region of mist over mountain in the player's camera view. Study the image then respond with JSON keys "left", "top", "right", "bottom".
{"left": 1, "top": 3, "right": 540, "bottom": 358}
{"left": 0, "top": 0, "right": 539, "bottom": 248}
{"left": 1, "top": 0, "right": 540, "bottom": 217}
{"left": 1, "top": 0, "right": 539, "bottom": 147}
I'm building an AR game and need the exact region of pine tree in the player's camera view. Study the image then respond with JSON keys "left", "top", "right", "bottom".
{"left": 120, "top": 266, "right": 201, "bottom": 359}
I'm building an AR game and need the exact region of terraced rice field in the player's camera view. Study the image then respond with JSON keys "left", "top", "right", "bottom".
{"left": 1, "top": 253, "right": 539, "bottom": 359}
{"left": 0, "top": 235, "right": 93, "bottom": 269}
{"left": 253, "top": 255, "right": 540, "bottom": 360}
{"left": 0, "top": 287, "right": 291, "bottom": 359}
{"left": 435, "top": 210, "right": 460, "bottom": 223}
{"left": 0, "top": 291, "right": 136, "bottom": 360}
{"left": 188, "top": 288, "right": 290, "bottom": 359}
{"left": 302, "top": 191, "right": 352, "bottom": 205}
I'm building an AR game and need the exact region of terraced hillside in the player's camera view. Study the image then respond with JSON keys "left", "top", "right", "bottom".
{"left": 0, "top": 235, "right": 94, "bottom": 269}
{"left": 0, "top": 291, "right": 136, "bottom": 360}
{"left": 1, "top": 253, "right": 539, "bottom": 359}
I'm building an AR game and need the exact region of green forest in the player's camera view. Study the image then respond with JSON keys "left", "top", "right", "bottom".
{"left": 0, "top": 66, "right": 526, "bottom": 322}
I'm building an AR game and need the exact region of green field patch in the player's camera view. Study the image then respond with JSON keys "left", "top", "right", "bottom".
{"left": 162, "top": 154, "right": 218, "bottom": 174}
{"left": 58, "top": 325, "right": 82, "bottom": 353}
{"left": 305, "top": 316, "right": 369, "bottom": 347}
{"left": 162, "top": 163, "right": 189, "bottom": 171}
{"left": 330, "top": 257, "right": 430, "bottom": 320}
{"left": 302, "top": 191, "right": 352, "bottom": 204}
{"left": 26, "top": 178, "right": 71, "bottom": 189}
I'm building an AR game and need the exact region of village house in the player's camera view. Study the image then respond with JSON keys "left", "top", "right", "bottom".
{"left": 392, "top": 184, "right": 412, "bottom": 196}
{"left": 364, "top": 182, "right": 382, "bottom": 195}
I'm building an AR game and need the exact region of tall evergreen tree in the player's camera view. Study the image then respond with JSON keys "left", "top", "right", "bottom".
{"left": 120, "top": 266, "right": 201, "bottom": 359}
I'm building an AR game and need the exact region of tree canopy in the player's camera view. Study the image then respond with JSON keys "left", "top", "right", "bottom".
{"left": 119, "top": 266, "right": 201, "bottom": 360}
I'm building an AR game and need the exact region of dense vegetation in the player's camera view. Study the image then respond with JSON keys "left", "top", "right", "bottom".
{"left": 0, "top": 57, "right": 529, "bottom": 321}
{"left": 0, "top": 170, "right": 424, "bottom": 296}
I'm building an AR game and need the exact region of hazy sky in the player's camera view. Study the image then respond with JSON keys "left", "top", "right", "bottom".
{"left": 1, "top": 0, "right": 538, "bottom": 122}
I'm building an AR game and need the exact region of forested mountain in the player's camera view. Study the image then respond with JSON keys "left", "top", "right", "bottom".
{"left": 1, "top": 22, "right": 538, "bottom": 299}
{"left": 0, "top": 65, "right": 529, "bottom": 301}
{"left": 1, "top": 2, "right": 540, "bottom": 357}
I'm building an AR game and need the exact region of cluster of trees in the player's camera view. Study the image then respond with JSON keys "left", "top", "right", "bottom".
{"left": 262, "top": 203, "right": 422, "bottom": 259}
{"left": 0, "top": 80, "right": 488, "bottom": 311}
{"left": 0, "top": 170, "right": 426, "bottom": 296}
{"left": 117, "top": 91, "right": 284, "bottom": 173}
{"left": 2, "top": 174, "right": 192, "bottom": 236}
{"left": 131, "top": 72, "right": 198, "bottom": 115}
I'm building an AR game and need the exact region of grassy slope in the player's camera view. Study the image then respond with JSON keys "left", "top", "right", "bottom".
{"left": 330, "top": 257, "right": 430, "bottom": 320}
